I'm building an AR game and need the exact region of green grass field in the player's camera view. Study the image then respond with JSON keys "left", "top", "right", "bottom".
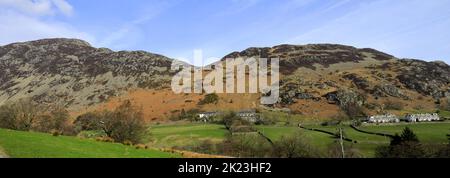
{"left": 148, "top": 122, "right": 449, "bottom": 157}
{"left": 1, "top": 121, "right": 448, "bottom": 158}
{"left": 0, "top": 129, "right": 180, "bottom": 158}
{"left": 257, "top": 122, "right": 450, "bottom": 157}
{"left": 361, "top": 123, "right": 450, "bottom": 143}
{"left": 149, "top": 123, "right": 229, "bottom": 148}
{"left": 257, "top": 125, "right": 336, "bottom": 149}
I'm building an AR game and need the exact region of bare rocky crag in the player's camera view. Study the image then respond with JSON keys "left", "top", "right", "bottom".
{"left": 0, "top": 38, "right": 449, "bottom": 117}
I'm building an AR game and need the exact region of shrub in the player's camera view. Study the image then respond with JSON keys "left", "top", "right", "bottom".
{"left": 135, "top": 144, "right": 148, "bottom": 149}
{"left": 332, "top": 111, "right": 349, "bottom": 122}
{"left": 441, "top": 98, "right": 450, "bottom": 111}
{"left": 170, "top": 109, "right": 201, "bottom": 121}
{"left": 421, "top": 144, "right": 450, "bottom": 158}
{"left": 95, "top": 137, "right": 114, "bottom": 143}
{"left": 220, "top": 111, "right": 256, "bottom": 133}
{"left": 335, "top": 90, "right": 366, "bottom": 119}
{"left": 77, "top": 130, "right": 107, "bottom": 139}
{"left": 123, "top": 140, "right": 133, "bottom": 146}
{"left": 198, "top": 93, "right": 219, "bottom": 105}
{"left": 0, "top": 99, "right": 73, "bottom": 135}
{"left": 220, "top": 134, "right": 273, "bottom": 158}
{"left": 375, "top": 127, "right": 425, "bottom": 158}
{"left": 34, "top": 106, "right": 71, "bottom": 134}
{"left": 0, "top": 104, "right": 16, "bottom": 129}
{"left": 100, "top": 100, "right": 147, "bottom": 144}
{"left": 327, "top": 141, "right": 361, "bottom": 158}
{"left": 0, "top": 99, "right": 42, "bottom": 131}
{"left": 51, "top": 130, "right": 61, "bottom": 137}
{"left": 193, "top": 139, "right": 217, "bottom": 154}
{"left": 273, "top": 131, "right": 321, "bottom": 158}
{"left": 74, "top": 112, "right": 103, "bottom": 132}
{"left": 221, "top": 111, "right": 238, "bottom": 129}
{"left": 342, "top": 102, "right": 365, "bottom": 119}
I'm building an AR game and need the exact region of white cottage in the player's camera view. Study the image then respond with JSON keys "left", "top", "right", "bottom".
{"left": 197, "top": 112, "right": 220, "bottom": 122}
{"left": 237, "top": 110, "right": 259, "bottom": 123}
{"left": 366, "top": 114, "right": 400, "bottom": 123}
{"left": 405, "top": 113, "right": 440, "bottom": 122}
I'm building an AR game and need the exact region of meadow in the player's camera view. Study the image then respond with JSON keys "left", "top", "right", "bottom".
{"left": 257, "top": 122, "right": 450, "bottom": 157}
{"left": 146, "top": 121, "right": 449, "bottom": 157}
{"left": 149, "top": 123, "right": 229, "bottom": 148}
{"left": 0, "top": 129, "right": 180, "bottom": 158}
{"left": 1, "top": 121, "right": 448, "bottom": 158}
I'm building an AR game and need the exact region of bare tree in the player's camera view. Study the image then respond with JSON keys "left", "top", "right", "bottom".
{"left": 0, "top": 99, "right": 42, "bottom": 131}
{"left": 100, "top": 100, "right": 147, "bottom": 144}
{"left": 273, "top": 131, "right": 321, "bottom": 158}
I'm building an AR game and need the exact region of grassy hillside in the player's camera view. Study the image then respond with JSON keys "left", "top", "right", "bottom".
{"left": 0, "top": 129, "right": 180, "bottom": 158}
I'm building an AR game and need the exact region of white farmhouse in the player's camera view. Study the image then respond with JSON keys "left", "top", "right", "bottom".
{"left": 237, "top": 110, "right": 259, "bottom": 123}
{"left": 197, "top": 112, "right": 220, "bottom": 122}
{"left": 405, "top": 113, "right": 440, "bottom": 122}
{"left": 366, "top": 114, "right": 400, "bottom": 123}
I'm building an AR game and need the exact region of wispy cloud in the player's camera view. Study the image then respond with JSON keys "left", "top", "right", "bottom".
{"left": 51, "top": 0, "right": 73, "bottom": 16}
{"left": 97, "top": 1, "right": 176, "bottom": 50}
{"left": 287, "top": 0, "right": 450, "bottom": 61}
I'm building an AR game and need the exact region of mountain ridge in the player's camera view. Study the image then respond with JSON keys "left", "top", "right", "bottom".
{"left": 0, "top": 38, "right": 175, "bottom": 110}
{"left": 0, "top": 38, "right": 449, "bottom": 121}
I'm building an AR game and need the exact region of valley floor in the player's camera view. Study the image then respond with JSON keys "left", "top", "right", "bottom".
{"left": 0, "top": 121, "right": 448, "bottom": 158}
{"left": 149, "top": 121, "right": 450, "bottom": 158}
{"left": 258, "top": 122, "right": 450, "bottom": 157}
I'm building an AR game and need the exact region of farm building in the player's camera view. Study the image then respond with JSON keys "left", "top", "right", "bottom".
{"left": 197, "top": 112, "right": 220, "bottom": 122}
{"left": 366, "top": 114, "right": 400, "bottom": 123}
{"left": 237, "top": 110, "right": 259, "bottom": 123}
{"left": 405, "top": 113, "right": 440, "bottom": 122}
{"left": 197, "top": 110, "right": 260, "bottom": 123}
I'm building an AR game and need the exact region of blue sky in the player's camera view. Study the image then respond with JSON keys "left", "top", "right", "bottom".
{"left": 1, "top": 0, "right": 450, "bottom": 64}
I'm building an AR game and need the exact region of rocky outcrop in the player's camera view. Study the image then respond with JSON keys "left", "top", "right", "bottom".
{"left": 343, "top": 73, "right": 370, "bottom": 90}
{"left": 223, "top": 44, "right": 395, "bottom": 74}
{"left": 373, "top": 84, "right": 409, "bottom": 99}
{"left": 279, "top": 84, "right": 317, "bottom": 104}
{"left": 323, "top": 89, "right": 366, "bottom": 108}
{"left": 335, "top": 89, "right": 366, "bottom": 107}
{"left": 396, "top": 59, "right": 450, "bottom": 99}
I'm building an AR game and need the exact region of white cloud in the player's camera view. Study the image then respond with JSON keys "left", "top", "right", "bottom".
{"left": 0, "top": 0, "right": 92, "bottom": 46}
{"left": 0, "top": 0, "right": 73, "bottom": 16}
{"left": 0, "top": 10, "right": 93, "bottom": 45}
